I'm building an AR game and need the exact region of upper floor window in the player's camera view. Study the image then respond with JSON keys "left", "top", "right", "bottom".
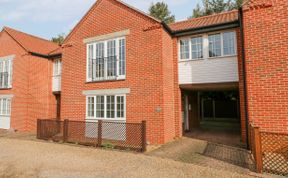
{"left": 180, "top": 36, "right": 204, "bottom": 60}
{"left": 87, "top": 37, "right": 126, "bottom": 82}
{"left": 0, "top": 59, "right": 13, "bottom": 89}
{"left": 191, "top": 37, "right": 203, "bottom": 59}
{"left": 179, "top": 31, "right": 236, "bottom": 61}
{"left": 180, "top": 39, "right": 190, "bottom": 60}
{"left": 209, "top": 32, "right": 236, "bottom": 57}
{"left": 53, "top": 59, "right": 61, "bottom": 76}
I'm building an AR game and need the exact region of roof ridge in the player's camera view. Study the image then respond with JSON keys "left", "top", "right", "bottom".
{"left": 64, "top": 0, "right": 162, "bottom": 44}
{"left": 170, "top": 10, "right": 238, "bottom": 26}
{"left": 3, "top": 26, "right": 58, "bottom": 46}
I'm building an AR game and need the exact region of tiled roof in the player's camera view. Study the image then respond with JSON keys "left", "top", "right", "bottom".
{"left": 243, "top": 0, "right": 273, "bottom": 9}
{"left": 3, "top": 27, "right": 60, "bottom": 56}
{"left": 168, "top": 10, "right": 239, "bottom": 32}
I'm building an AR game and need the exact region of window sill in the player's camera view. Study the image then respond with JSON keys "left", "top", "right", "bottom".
{"left": 86, "top": 118, "right": 126, "bottom": 122}
{"left": 0, "top": 88, "right": 12, "bottom": 90}
{"left": 208, "top": 55, "right": 237, "bottom": 59}
{"left": 179, "top": 58, "right": 205, "bottom": 62}
{"left": 86, "top": 79, "right": 126, "bottom": 84}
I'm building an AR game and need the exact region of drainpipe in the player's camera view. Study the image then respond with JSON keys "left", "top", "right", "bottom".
{"left": 239, "top": 7, "right": 250, "bottom": 150}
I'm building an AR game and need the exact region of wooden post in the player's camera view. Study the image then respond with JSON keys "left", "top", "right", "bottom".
{"left": 254, "top": 127, "right": 263, "bottom": 173}
{"left": 142, "top": 121, "right": 147, "bottom": 152}
{"left": 63, "top": 119, "right": 69, "bottom": 143}
{"left": 97, "top": 120, "right": 103, "bottom": 147}
{"left": 37, "top": 119, "right": 41, "bottom": 139}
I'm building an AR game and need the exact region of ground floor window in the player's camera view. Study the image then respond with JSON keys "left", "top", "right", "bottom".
{"left": 86, "top": 95, "right": 125, "bottom": 121}
{"left": 0, "top": 98, "right": 11, "bottom": 116}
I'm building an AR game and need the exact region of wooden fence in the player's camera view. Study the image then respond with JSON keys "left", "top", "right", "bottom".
{"left": 37, "top": 119, "right": 147, "bottom": 152}
{"left": 249, "top": 124, "right": 288, "bottom": 176}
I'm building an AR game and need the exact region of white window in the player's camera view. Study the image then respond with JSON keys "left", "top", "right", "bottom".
{"left": 191, "top": 37, "right": 203, "bottom": 59}
{"left": 0, "top": 98, "right": 11, "bottom": 116}
{"left": 0, "top": 59, "right": 13, "bottom": 89}
{"left": 180, "top": 39, "right": 190, "bottom": 60}
{"left": 179, "top": 31, "right": 236, "bottom": 60}
{"left": 223, "top": 32, "right": 236, "bottom": 56}
{"left": 209, "top": 32, "right": 236, "bottom": 57}
{"left": 53, "top": 59, "right": 61, "bottom": 76}
{"left": 87, "top": 37, "right": 126, "bottom": 82}
{"left": 86, "top": 95, "right": 126, "bottom": 121}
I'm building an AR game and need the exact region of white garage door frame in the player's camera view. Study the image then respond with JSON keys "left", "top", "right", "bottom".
{"left": 0, "top": 94, "right": 13, "bottom": 130}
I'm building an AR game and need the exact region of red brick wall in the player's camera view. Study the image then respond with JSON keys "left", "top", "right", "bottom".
{"left": 172, "top": 38, "right": 182, "bottom": 138}
{"left": 0, "top": 30, "right": 57, "bottom": 131}
{"left": 61, "top": 0, "right": 178, "bottom": 144}
{"left": 26, "top": 55, "right": 57, "bottom": 131}
{"left": 162, "top": 29, "right": 176, "bottom": 143}
{"left": 236, "top": 28, "right": 247, "bottom": 142}
{"left": 243, "top": 0, "right": 288, "bottom": 134}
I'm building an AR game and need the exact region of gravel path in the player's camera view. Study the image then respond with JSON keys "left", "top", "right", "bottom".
{"left": 0, "top": 137, "right": 257, "bottom": 178}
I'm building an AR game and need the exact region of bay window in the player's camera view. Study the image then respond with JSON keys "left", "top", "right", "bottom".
{"left": 209, "top": 32, "right": 236, "bottom": 57}
{"left": 86, "top": 95, "right": 126, "bottom": 121}
{"left": 87, "top": 37, "right": 126, "bottom": 82}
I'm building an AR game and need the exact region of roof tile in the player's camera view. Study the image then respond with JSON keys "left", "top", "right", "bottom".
{"left": 3, "top": 27, "right": 60, "bottom": 55}
{"left": 168, "top": 10, "right": 239, "bottom": 32}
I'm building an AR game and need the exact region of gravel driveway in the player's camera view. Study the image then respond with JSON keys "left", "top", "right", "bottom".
{"left": 0, "top": 137, "right": 257, "bottom": 178}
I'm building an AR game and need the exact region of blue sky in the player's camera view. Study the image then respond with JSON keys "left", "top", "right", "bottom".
{"left": 0, "top": 0, "right": 201, "bottom": 40}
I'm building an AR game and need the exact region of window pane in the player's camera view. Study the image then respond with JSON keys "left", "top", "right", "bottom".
{"left": 7, "top": 99, "right": 11, "bottom": 115}
{"left": 223, "top": 32, "right": 236, "bottom": 55}
{"left": 117, "top": 96, "right": 124, "bottom": 118}
{"left": 180, "top": 39, "right": 190, "bottom": 59}
{"left": 119, "top": 39, "right": 126, "bottom": 76}
{"left": 0, "top": 99, "right": 2, "bottom": 115}
{"left": 96, "top": 96, "right": 104, "bottom": 118}
{"left": 107, "top": 40, "right": 117, "bottom": 78}
{"left": 88, "top": 45, "right": 94, "bottom": 80}
{"left": 87, "top": 97, "right": 95, "bottom": 117}
{"left": 106, "top": 96, "right": 115, "bottom": 118}
{"left": 191, "top": 37, "right": 203, "bottom": 59}
{"left": 94, "top": 43, "right": 104, "bottom": 79}
{"left": 2, "top": 99, "right": 6, "bottom": 115}
{"left": 209, "top": 34, "right": 222, "bottom": 57}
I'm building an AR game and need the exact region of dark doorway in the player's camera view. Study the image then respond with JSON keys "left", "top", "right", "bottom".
{"left": 55, "top": 94, "right": 61, "bottom": 120}
{"left": 182, "top": 89, "right": 243, "bottom": 147}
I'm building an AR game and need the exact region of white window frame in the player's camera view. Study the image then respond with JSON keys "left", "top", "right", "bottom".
{"left": 86, "top": 94, "right": 126, "bottom": 122}
{"left": 86, "top": 37, "right": 126, "bottom": 82}
{"left": 0, "top": 97, "right": 12, "bottom": 116}
{"left": 0, "top": 56, "right": 14, "bottom": 89}
{"left": 53, "top": 59, "right": 61, "bottom": 76}
{"left": 178, "top": 30, "right": 237, "bottom": 61}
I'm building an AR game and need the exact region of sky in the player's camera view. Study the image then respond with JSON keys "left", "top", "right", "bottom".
{"left": 0, "top": 0, "right": 201, "bottom": 40}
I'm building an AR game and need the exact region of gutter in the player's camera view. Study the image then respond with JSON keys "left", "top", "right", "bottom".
{"left": 170, "top": 20, "right": 240, "bottom": 37}
{"left": 239, "top": 7, "right": 250, "bottom": 149}
{"left": 30, "top": 52, "right": 62, "bottom": 59}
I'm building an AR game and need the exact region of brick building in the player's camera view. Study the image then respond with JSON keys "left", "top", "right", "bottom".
{"left": 0, "top": 0, "right": 287, "bottom": 146}
{"left": 0, "top": 27, "right": 61, "bottom": 131}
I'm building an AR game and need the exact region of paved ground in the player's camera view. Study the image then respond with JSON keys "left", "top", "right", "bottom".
{"left": 0, "top": 137, "right": 259, "bottom": 178}
{"left": 147, "top": 137, "right": 257, "bottom": 175}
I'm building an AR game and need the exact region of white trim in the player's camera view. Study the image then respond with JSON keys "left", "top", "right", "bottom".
{"left": 0, "top": 55, "right": 15, "bottom": 61}
{"left": 0, "top": 94, "right": 14, "bottom": 99}
{"left": 83, "top": 88, "right": 130, "bottom": 96}
{"left": 83, "top": 30, "right": 130, "bottom": 44}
